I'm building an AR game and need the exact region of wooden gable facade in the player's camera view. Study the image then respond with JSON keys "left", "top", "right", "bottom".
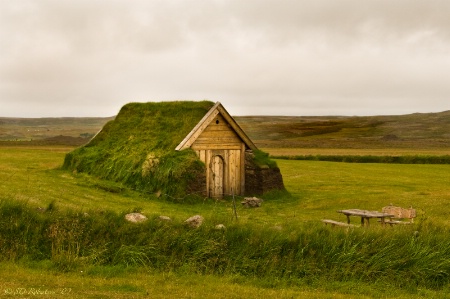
{"left": 176, "top": 102, "right": 257, "bottom": 199}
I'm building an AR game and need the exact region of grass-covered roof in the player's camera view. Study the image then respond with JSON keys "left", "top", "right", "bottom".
{"left": 63, "top": 101, "right": 216, "bottom": 197}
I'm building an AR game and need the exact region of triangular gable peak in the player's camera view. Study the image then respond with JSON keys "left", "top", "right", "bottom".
{"left": 175, "top": 102, "right": 257, "bottom": 151}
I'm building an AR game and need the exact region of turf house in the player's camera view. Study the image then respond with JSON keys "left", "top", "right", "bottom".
{"left": 63, "top": 101, "right": 284, "bottom": 199}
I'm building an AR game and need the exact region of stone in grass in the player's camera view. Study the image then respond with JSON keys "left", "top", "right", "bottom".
{"left": 241, "top": 197, "right": 263, "bottom": 208}
{"left": 159, "top": 215, "right": 172, "bottom": 221}
{"left": 185, "top": 215, "right": 204, "bottom": 228}
{"left": 215, "top": 224, "right": 226, "bottom": 230}
{"left": 125, "top": 212, "right": 148, "bottom": 223}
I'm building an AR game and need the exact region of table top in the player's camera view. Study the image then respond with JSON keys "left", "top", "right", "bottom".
{"left": 337, "top": 209, "right": 394, "bottom": 218}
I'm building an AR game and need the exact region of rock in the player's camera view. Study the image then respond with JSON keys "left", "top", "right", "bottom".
{"left": 185, "top": 215, "right": 204, "bottom": 228}
{"left": 215, "top": 224, "right": 226, "bottom": 230}
{"left": 241, "top": 197, "right": 263, "bottom": 208}
{"left": 159, "top": 215, "right": 172, "bottom": 221}
{"left": 125, "top": 212, "right": 148, "bottom": 223}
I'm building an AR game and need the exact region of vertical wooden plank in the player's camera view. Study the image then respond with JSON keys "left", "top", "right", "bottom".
{"left": 212, "top": 156, "right": 218, "bottom": 198}
{"left": 240, "top": 143, "right": 246, "bottom": 196}
{"left": 234, "top": 149, "right": 241, "bottom": 195}
{"left": 199, "top": 150, "right": 206, "bottom": 163}
{"left": 227, "top": 150, "right": 233, "bottom": 196}
{"left": 205, "top": 150, "right": 211, "bottom": 198}
{"left": 231, "top": 150, "right": 236, "bottom": 196}
{"left": 224, "top": 150, "right": 230, "bottom": 196}
{"left": 211, "top": 155, "right": 216, "bottom": 197}
{"left": 218, "top": 156, "right": 224, "bottom": 198}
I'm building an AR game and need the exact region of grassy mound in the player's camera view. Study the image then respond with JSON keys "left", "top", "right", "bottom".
{"left": 63, "top": 101, "right": 215, "bottom": 198}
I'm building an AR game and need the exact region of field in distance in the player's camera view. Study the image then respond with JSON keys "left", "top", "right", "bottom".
{"left": 0, "top": 116, "right": 114, "bottom": 145}
{"left": 237, "top": 110, "right": 450, "bottom": 151}
{"left": 1, "top": 110, "right": 450, "bottom": 153}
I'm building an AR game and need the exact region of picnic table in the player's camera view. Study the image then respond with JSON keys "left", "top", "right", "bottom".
{"left": 337, "top": 209, "right": 395, "bottom": 226}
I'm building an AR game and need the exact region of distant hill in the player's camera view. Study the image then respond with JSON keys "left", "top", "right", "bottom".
{"left": 0, "top": 116, "right": 114, "bottom": 146}
{"left": 237, "top": 110, "right": 450, "bottom": 149}
{"left": 1, "top": 111, "right": 450, "bottom": 149}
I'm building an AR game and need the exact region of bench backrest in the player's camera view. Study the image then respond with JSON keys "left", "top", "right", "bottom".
{"left": 382, "top": 206, "right": 416, "bottom": 220}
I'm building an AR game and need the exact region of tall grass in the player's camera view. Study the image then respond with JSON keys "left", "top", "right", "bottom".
{"left": 1, "top": 199, "right": 450, "bottom": 290}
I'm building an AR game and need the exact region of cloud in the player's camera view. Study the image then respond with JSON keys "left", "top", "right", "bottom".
{"left": 1, "top": 0, "right": 450, "bottom": 117}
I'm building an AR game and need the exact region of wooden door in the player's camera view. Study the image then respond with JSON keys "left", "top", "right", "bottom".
{"left": 210, "top": 155, "right": 224, "bottom": 199}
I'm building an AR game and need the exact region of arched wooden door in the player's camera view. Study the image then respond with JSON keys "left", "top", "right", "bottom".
{"left": 210, "top": 155, "right": 224, "bottom": 199}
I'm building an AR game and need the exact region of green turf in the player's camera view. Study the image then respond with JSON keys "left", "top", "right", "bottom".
{"left": 2, "top": 146, "right": 450, "bottom": 297}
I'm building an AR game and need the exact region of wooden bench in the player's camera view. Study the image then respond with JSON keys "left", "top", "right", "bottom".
{"left": 381, "top": 205, "right": 416, "bottom": 225}
{"left": 322, "top": 219, "right": 356, "bottom": 227}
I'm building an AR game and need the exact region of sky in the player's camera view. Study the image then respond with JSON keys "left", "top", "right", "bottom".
{"left": 1, "top": 0, "right": 450, "bottom": 117}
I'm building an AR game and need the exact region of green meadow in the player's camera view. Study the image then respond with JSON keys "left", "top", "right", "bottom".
{"left": 1, "top": 145, "right": 450, "bottom": 298}
{"left": 3, "top": 146, "right": 450, "bottom": 225}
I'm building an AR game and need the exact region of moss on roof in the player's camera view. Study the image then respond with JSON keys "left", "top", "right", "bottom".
{"left": 63, "top": 101, "right": 215, "bottom": 197}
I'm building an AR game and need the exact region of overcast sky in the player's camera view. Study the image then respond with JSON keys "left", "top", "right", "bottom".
{"left": 1, "top": 0, "right": 450, "bottom": 117}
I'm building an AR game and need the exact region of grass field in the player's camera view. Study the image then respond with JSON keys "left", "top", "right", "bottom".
{"left": 2, "top": 146, "right": 450, "bottom": 226}
{"left": 3, "top": 109, "right": 450, "bottom": 298}
{"left": 2, "top": 261, "right": 447, "bottom": 299}
{"left": 1, "top": 145, "right": 450, "bottom": 298}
